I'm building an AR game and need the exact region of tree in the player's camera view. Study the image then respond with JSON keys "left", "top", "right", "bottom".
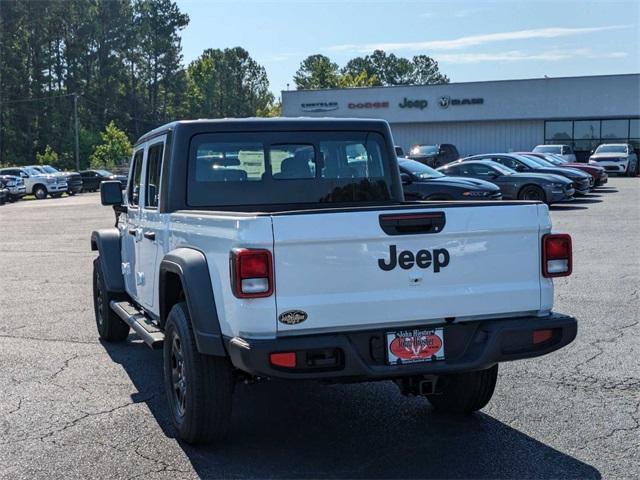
{"left": 342, "top": 50, "right": 449, "bottom": 86}
{"left": 35, "top": 145, "right": 59, "bottom": 166}
{"left": 338, "top": 71, "right": 379, "bottom": 88}
{"left": 89, "top": 121, "right": 132, "bottom": 169}
{"left": 293, "top": 55, "right": 341, "bottom": 90}
{"left": 257, "top": 99, "right": 282, "bottom": 117}
{"left": 186, "top": 47, "right": 273, "bottom": 118}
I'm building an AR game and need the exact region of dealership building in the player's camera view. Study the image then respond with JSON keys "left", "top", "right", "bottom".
{"left": 282, "top": 73, "right": 640, "bottom": 161}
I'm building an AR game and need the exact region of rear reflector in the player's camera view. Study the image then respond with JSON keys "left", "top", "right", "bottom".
{"left": 533, "top": 329, "right": 553, "bottom": 345}
{"left": 542, "top": 234, "right": 572, "bottom": 278}
{"left": 231, "top": 248, "right": 273, "bottom": 298}
{"left": 270, "top": 352, "right": 296, "bottom": 368}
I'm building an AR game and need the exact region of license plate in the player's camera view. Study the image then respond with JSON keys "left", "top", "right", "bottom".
{"left": 386, "top": 328, "right": 445, "bottom": 365}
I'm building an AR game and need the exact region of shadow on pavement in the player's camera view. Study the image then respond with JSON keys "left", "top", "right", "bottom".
{"left": 103, "top": 340, "right": 601, "bottom": 480}
{"left": 550, "top": 205, "right": 589, "bottom": 211}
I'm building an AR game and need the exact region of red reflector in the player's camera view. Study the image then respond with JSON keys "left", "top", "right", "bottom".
{"left": 270, "top": 352, "right": 296, "bottom": 368}
{"left": 533, "top": 329, "right": 553, "bottom": 345}
{"left": 239, "top": 252, "right": 269, "bottom": 278}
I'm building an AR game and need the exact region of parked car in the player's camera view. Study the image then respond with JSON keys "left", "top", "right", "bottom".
{"left": 0, "top": 174, "right": 27, "bottom": 201}
{"left": 0, "top": 167, "right": 67, "bottom": 199}
{"left": 520, "top": 152, "right": 608, "bottom": 186}
{"left": 399, "top": 158, "right": 502, "bottom": 200}
{"left": 532, "top": 144, "right": 577, "bottom": 162}
{"left": 458, "top": 154, "right": 592, "bottom": 195}
{"left": 92, "top": 118, "right": 577, "bottom": 445}
{"left": 588, "top": 143, "right": 639, "bottom": 176}
{"left": 394, "top": 146, "right": 405, "bottom": 157}
{"left": 517, "top": 154, "right": 595, "bottom": 191}
{"left": 28, "top": 165, "right": 83, "bottom": 195}
{"left": 80, "top": 169, "right": 128, "bottom": 192}
{"left": 438, "top": 159, "right": 574, "bottom": 204}
{"left": 408, "top": 143, "right": 460, "bottom": 168}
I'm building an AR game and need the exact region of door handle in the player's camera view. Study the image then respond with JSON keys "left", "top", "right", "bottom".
{"left": 128, "top": 227, "right": 137, "bottom": 236}
{"left": 143, "top": 231, "right": 156, "bottom": 241}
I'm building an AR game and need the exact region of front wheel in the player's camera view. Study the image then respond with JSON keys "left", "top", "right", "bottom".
{"left": 33, "top": 185, "right": 48, "bottom": 200}
{"left": 518, "top": 185, "right": 546, "bottom": 203}
{"left": 426, "top": 365, "right": 498, "bottom": 414}
{"left": 164, "top": 302, "right": 234, "bottom": 444}
{"left": 627, "top": 161, "right": 638, "bottom": 177}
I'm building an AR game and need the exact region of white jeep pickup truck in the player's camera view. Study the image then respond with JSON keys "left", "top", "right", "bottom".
{"left": 92, "top": 119, "right": 577, "bottom": 444}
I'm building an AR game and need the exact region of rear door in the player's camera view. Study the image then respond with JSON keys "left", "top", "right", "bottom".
{"left": 272, "top": 204, "right": 545, "bottom": 334}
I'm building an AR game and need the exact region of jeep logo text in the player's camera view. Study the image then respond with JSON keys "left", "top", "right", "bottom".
{"left": 378, "top": 245, "right": 450, "bottom": 272}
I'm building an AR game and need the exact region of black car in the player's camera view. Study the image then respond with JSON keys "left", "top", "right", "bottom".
{"left": 437, "top": 159, "right": 575, "bottom": 204}
{"left": 399, "top": 158, "right": 501, "bottom": 201}
{"left": 80, "top": 169, "right": 128, "bottom": 192}
{"left": 407, "top": 144, "right": 460, "bottom": 168}
{"left": 459, "top": 154, "right": 592, "bottom": 195}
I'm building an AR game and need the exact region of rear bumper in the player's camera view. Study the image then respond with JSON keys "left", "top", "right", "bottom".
{"left": 226, "top": 313, "right": 577, "bottom": 381}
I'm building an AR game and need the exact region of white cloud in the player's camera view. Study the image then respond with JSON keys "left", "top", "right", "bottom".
{"left": 326, "top": 25, "right": 632, "bottom": 53}
{"left": 436, "top": 49, "right": 629, "bottom": 64}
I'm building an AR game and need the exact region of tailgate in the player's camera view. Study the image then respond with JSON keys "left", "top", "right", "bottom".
{"left": 272, "top": 204, "right": 545, "bottom": 334}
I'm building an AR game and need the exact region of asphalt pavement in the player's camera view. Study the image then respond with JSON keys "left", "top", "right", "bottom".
{"left": 0, "top": 178, "right": 638, "bottom": 479}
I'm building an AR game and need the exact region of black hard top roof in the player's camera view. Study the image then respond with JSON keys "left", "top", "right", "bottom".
{"left": 135, "top": 117, "right": 391, "bottom": 145}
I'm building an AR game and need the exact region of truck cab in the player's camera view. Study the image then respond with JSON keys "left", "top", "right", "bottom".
{"left": 91, "top": 118, "right": 577, "bottom": 445}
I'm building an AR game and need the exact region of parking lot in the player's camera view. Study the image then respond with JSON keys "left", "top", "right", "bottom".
{"left": 0, "top": 177, "right": 638, "bottom": 479}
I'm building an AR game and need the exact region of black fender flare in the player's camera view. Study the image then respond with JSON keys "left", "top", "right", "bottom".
{"left": 90, "top": 229, "right": 125, "bottom": 293}
{"left": 159, "top": 248, "right": 226, "bottom": 357}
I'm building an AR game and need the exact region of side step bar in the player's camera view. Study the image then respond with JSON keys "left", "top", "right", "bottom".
{"left": 110, "top": 300, "right": 164, "bottom": 349}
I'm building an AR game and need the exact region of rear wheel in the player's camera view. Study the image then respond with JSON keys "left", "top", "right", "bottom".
{"left": 164, "top": 302, "right": 234, "bottom": 444}
{"left": 627, "top": 160, "right": 638, "bottom": 177}
{"left": 92, "top": 258, "right": 129, "bottom": 342}
{"left": 33, "top": 185, "right": 48, "bottom": 200}
{"left": 426, "top": 365, "right": 498, "bottom": 414}
{"left": 518, "top": 185, "right": 546, "bottom": 203}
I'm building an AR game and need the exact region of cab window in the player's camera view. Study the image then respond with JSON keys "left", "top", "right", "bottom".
{"left": 128, "top": 149, "right": 144, "bottom": 206}
{"left": 145, "top": 142, "right": 164, "bottom": 208}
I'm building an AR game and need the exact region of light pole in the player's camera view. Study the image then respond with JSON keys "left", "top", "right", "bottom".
{"left": 73, "top": 93, "right": 79, "bottom": 171}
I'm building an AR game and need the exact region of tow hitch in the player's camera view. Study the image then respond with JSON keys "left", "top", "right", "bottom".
{"left": 396, "top": 375, "right": 439, "bottom": 396}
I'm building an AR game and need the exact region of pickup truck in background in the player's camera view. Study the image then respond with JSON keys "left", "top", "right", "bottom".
{"left": 0, "top": 166, "right": 67, "bottom": 199}
{"left": 92, "top": 118, "right": 577, "bottom": 444}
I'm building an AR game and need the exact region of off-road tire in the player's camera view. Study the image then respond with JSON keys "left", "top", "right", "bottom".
{"left": 92, "top": 257, "right": 129, "bottom": 341}
{"left": 33, "top": 185, "right": 48, "bottom": 200}
{"left": 426, "top": 365, "right": 498, "bottom": 414}
{"left": 164, "top": 302, "right": 233, "bottom": 445}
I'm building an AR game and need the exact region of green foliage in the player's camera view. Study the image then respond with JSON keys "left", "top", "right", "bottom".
{"left": 294, "top": 55, "right": 341, "bottom": 89}
{"left": 295, "top": 50, "right": 448, "bottom": 90}
{"left": 186, "top": 47, "right": 274, "bottom": 118}
{"left": 342, "top": 50, "right": 449, "bottom": 86}
{"left": 257, "top": 100, "right": 282, "bottom": 118}
{"left": 35, "top": 145, "right": 59, "bottom": 166}
{"left": 89, "top": 121, "right": 133, "bottom": 169}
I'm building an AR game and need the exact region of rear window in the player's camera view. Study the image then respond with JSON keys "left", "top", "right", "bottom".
{"left": 533, "top": 145, "right": 561, "bottom": 154}
{"left": 187, "top": 131, "right": 393, "bottom": 207}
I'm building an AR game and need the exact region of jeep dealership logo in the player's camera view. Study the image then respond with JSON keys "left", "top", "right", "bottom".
{"left": 301, "top": 102, "right": 338, "bottom": 112}
{"left": 439, "top": 95, "right": 483, "bottom": 108}
{"left": 348, "top": 101, "right": 389, "bottom": 109}
{"left": 399, "top": 98, "right": 428, "bottom": 110}
{"left": 378, "top": 245, "right": 450, "bottom": 272}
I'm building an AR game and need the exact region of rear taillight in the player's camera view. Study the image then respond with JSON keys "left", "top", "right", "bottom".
{"left": 542, "top": 234, "right": 572, "bottom": 278}
{"left": 231, "top": 248, "right": 273, "bottom": 298}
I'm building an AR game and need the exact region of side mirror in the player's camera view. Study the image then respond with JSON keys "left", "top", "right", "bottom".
{"left": 488, "top": 171, "right": 500, "bottom": 179}
{"left": 400, "top": 173, "right": 412, "bottom": 185}
{"left": 100, "top": 180, "right": 123, "bottom": 206}
{"left": 515, "top": 165, "right": 526, "bottom": 172}
{"left": 21, "top": 172, "right": 28, "bottom": 178}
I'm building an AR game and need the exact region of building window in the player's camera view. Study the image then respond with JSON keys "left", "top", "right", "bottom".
{"left": 601, "top": 119, "right": 629, "bottom": 140}
{"left": 573, "top": 120, "right": 601, "bottom": 153}
{"left": 544, "top": 121, "right": 573, "bottom": 142}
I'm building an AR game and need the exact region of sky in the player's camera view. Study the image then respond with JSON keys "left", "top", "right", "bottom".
{"left": 175, "top": 0, "right": 640, "bottom": 97}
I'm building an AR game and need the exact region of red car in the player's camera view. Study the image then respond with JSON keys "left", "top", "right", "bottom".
{"left": 517, "top": 152, "right": 608, "bottom": 187}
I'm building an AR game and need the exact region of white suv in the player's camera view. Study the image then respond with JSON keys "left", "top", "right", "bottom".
{"left": 0, "top": 166, "right": 67, "bottom": 199}
{"left": 589, "top": 143, "right": 638, "bottom": 176}
{"left": 532, "top": 145, "right": 577, "bottom": 162}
